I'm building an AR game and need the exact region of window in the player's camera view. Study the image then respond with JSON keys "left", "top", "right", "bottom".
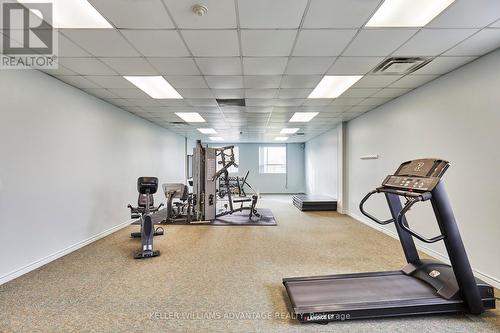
{"left": 259, "top": 146, "right": 286, "bottom": 174}
{"left": 216, "top": 146, "right": 239, "bottom": 174}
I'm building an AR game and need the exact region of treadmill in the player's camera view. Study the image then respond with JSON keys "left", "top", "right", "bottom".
{"left": 283, "top": 159, "right": 496, "bottom": 323}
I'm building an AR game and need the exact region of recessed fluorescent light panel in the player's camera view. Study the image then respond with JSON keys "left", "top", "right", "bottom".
{"left": 124, "top": 76, "right": 182, "bottom": 99}
{"left": 280, "top": 128, "right": 300, "bottom": 134}
{"left": 289, "top": 112, "right": 318, "bottom": 123}
{"left": 197, "top": 128, "right": 217, "bottom": 134}
{"left": 19, "top": 0, "right": 113, "bottom": 28}
{"left": 275, "top": 137, "right": 289, "bottom": 141}
{"left": 366, "top": 0, "right": 455, "bottom": 27}
{"left": 308, "top": 76, "right": 362, "bottom": 99}
{"left": 175, "top": 113, "right": 205, "bottom": 123}
{"left": 209, "top": 137, "right": 224, "bottom": 141}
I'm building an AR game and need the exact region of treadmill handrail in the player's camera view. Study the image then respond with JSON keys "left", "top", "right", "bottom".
{"left": 396, "top": 194, "right": 445, "bottom": 244}
{"left": 359, "top": 190, "right": 394, "bottom": 225}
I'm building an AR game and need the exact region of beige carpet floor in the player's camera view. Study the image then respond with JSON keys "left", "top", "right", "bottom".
{"left": 0, "top": 195, "right": 498, "bottom": 332}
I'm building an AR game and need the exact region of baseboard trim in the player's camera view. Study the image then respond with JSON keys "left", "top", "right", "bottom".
{"left": 0, "top": 219, "right": 133, "bottom": 285}
{"left": 346, "top": 210, "right": 500, "bottom": 289}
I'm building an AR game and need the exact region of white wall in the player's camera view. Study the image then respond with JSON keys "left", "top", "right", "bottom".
{"left": 0, "top": 70, "right": 186, "bottom": 284}
{"left": 207, "top": 143, "right": 306, "bottom": 194}
{"left": 305, "top": 127, "right": 338, "bottom": 198}
{"left": 346, "top": 49, "right": 500, "bottom": 287}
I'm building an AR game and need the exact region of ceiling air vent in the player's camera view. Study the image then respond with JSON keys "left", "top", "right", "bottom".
{"left": 296, "top": 133, "right": 305, "bottom": 136}
{"left": 372, "top": 57, "right": 432, "bottom": 75}
{"left": 216, "top": 99, "right": 246, "bottom": 107}
{"left": 169, "top": 122, "right": 188, "bottom": 125}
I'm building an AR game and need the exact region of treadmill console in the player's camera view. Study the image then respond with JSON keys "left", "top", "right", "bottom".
{"left": 382, "top": 158, "right": 450, "bottom": 192}
{"left": 382, "top": 175, "right": 440, "bottom": 192}
{"left": 395, "top": 159, "right": 449, "bottom": 178}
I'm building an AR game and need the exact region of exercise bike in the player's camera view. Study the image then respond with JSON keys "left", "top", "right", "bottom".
{"left": 127, "top": 177, "right": 164, "bottom": 259}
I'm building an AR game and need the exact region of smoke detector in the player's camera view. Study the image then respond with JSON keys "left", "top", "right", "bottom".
{"left": 192, "top": 4, "right": 208, "bottom": 16}
{"left": 372, "top": 57, "right": 432, "bottom": 75}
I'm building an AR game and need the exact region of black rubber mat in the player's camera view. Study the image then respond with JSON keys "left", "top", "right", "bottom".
{"left": 132, "top": 208, "right": 276, "bottom": 226}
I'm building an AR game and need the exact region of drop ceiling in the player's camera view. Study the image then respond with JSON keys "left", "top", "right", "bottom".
{"left": 3, "top": 0, "right": 500, "bottom": 143}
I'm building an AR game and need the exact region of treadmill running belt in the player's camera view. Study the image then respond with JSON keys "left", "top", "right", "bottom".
{"left": 286, "top": 273, "right": 439, "bottom": 308}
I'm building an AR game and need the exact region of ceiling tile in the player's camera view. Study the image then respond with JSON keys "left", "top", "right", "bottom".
{"left": 177, "top": 88, "right": 214, "bottom": 98}
{"left": 62, "top": 30, "right": 139, "bottom": 57}
{"left": 343, "top": 29, "right": 417, "bottom": 56}
{"left": 278, "top": 89, "right": 312, "bottom": 99}
{"left": 246, "top": 106, "right": 274, "bottom": 113}
{"left": 244, "top": 76, "right": 282, "bottom": 88}
{"left": 164, "top": 76, "right": 208, "bottom": 88}
{"left": 58, "top": 58, "right": 116, "bottom": 75}
{"left": 104, "top": 98, "right": 138, "bottom": 107}
{"left": 55, "top": 75, "right": 101, "bottom": 89}
{"left": 58, "top": 33, "right": 91, "bottom": 57}
{"left": 358, "top": 97, "right": 393, "bottom": 106}
{"left": 389, "top": 75, "right": 439, "bottom": 89}
{"left": 321, "top": 104, "right": 352, "bottom": 112}
{"left": 100, "top": 58, "right": 158, "bottom": 75}
{"left": 286, "top": 57, "right": 335, "bottom": 74}
{"left": 327, "top": 56, "right": 385, "bottom": 75}
{"left": 164, "top": 0, "right": 236, "bottom": 28}
{"left": 246, "top": 99, "right": 274, "bottom": 106}
{"left": 83, "top": 88, "right": 120, "bottom": 99}
{"left": 196, "top": 57, "right": 242, "bottom": 75}
{"left": 303, "top": 0, "right": 382, "bottom": 28}
{"left": 155, "top": 99, "right": 189, "bottom": 106}
{"left": 293, "top": 29, "right": 357, "bottom": 56}
{"left": 412, "top": 56, "right": 477, "bottom": 75}
{"left": 185, "top": 99, "right": 218, "bottom": 106}
{"left": 243, "top": 57, "right": 288, "bottom": 75}
{"left": 281, "top": 75, "right": 322, "bottom": 88}
{"left": 394, "top": 29, "right": 477, "bottom": 56}
{"left": 273, "top": 99, "right": 304, "bottom": 106}
{"left": 121, "top": 30, "right": 189, "bottom": 57}
{"left": 340, "top": 88, "right": 379, "bottom": 98}
{"left": 245, "top": 89, "right": 278, "bottom": 98}
{"left": 182, "top": 30, "right": 239, "bottom": 56}
{"left": 127, "top": 100, "right": 162, "bottom": 107}
{"left": 238, "top": 0, "right": 308, "bottom": 28}
{"left": 108, "top": 88, "right": 151, "bottom": 99}
{"left": 491, "top": 20, "right": 500, "bottom": 28}
{"left": 89, "top": 0, "right": 174, "bottom": 28}
{"left": 444, "top": 29, "right": 500, "bottom": 56}
{"left": 212, "top": 89, "right": 245, "bottom": 98}
{"left": 149, "top": 58, "right": 201, "bottom": 75}
{"left": 302, "top": 98, "right": 334, "bottom": 106}
{"left": 330, "top": 97, "right": 365, "bottom": 106}
{"left": 241, "top": 30, "right": 297, "bottom": 56}
{"left": 427, "top": 0, "right": 500, "bottom": 28}
{"left": 372, "top": 88, "right": 411, "bottom": 98}
{"left": 84, "top": 76, "right": 135, "bottom": 89}
{"left": 205, "top": 76, "right": 244, "bottom": 89}
{"left": 353, "top": 75, "right": 402, "bottom": 88}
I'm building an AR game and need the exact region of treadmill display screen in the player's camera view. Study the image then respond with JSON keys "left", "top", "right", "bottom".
{"left": 395, "top": 159, "right": 449, "bottom": 178}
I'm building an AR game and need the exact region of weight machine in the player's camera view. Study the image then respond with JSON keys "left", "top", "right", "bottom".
{"left": 163, "top": 140, "right": 260, "bottom": 223}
